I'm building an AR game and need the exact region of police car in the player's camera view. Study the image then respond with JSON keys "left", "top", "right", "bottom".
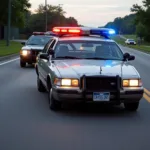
{"left": 125, "top": 39, "right": 136, "bottom": 45}
{"left": 20, "top": 32, "right": 55, "bottom": 67}
{"left": 35, "top": 27, "right": 144, "bottom": 111}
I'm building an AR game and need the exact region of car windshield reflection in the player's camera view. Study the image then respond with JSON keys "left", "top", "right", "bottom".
{"left": 26, "top": 35, "right": 51, "bottom": 46}
{"left": 54, "top": 40, "right": 124, "bottom": 60}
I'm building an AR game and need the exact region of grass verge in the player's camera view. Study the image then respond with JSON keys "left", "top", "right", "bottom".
{"left": 0, "top": 40, "right": 22, "bottom": 57}
{"left": 112, "top": 35, "right": 150, "bottom": 53}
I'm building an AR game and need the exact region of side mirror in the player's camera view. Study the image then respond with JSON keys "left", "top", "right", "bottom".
{"left": 21, "top": 42, "right": 26, "bottom": 45}
{"left": 123, "top": 53, "right": 135, "bottom": 61}
{"left": 39, "top": 53, "right": 49, "bottom": 60}
{"left": 48, "top": 48, "right": 55, "bottom": 55}
{"left": 123, "top": 53, "right": 130, "bottom": 61}
{"left": 128, "top": 55, "right": 135, "bottom": 61}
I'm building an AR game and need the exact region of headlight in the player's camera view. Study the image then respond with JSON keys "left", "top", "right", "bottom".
{"left": 123, "top": 79, "right": 142, "bottom": 87}
{"left": 54, "top": 78, "right": 79, "bottom": 87}
{"left": 20, "top": 50, "right": 30, "bottom": 56}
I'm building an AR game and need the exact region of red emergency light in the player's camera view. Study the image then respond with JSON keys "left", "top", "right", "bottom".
{"left": 33, "top": 32, "right": 45, "bottom": 35}
{"left": 52, "top": 27, "right": 81, "bottom": 34}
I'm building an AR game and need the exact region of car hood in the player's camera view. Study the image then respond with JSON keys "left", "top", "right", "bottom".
{"left": 54, "top": 59, "right": 139, "bottom": 79}
{"left": 22, "top": 45, "right": 44, "bottom": 51}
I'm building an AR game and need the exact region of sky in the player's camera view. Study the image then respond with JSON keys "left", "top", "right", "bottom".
{"left": 29, "top": 0, "right": 142, "bottom": 27}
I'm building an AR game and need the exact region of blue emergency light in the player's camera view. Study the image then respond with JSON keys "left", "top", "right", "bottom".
{"left": 90, "top": 28, "right": 116, "bottom": 37}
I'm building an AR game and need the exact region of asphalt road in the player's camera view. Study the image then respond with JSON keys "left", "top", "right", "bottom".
{"left": 0, "top": 46, "right": 150, "bottom": 150}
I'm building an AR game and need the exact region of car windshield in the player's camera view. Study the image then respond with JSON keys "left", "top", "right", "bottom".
{"left": 128, "top": 39, "right": 135, "bottom": 41}
{"left": 54, "top": 40, "right": 124, "bottom": 60}
{"left": 26, "top": 35, "right": 52, "bottom": 45}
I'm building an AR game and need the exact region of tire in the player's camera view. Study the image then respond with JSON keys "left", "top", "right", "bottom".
{"left": 20, "top": 60, "right": 26, "bottom": 68}
{"left": 124, "top": 102, "right": 139, "bottom": 111}
{"left": 48, "top": 88, "right": 62, "bottom": 111}
{"left": 37, "top": 76, "right": 46, "bottom": 92}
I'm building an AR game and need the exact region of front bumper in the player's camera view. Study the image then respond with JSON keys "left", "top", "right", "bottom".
{"left": 52, "top": 86, "right": 144, "bottom": 104}
{"left": 128, "top": 42, "right": 136, "bottom": 45}
{"left": 20, "top": 55, "right": 37, "bottom": 63}
{"left": 20, "top": 50, "right": 41, "bottom": 63}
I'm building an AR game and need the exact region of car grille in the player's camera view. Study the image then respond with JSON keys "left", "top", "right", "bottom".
{"left": 82, "top": 76, "right": 121, "bottom": 92}
{"left": 31, "top": 50, "right": 40, "bottom": 56}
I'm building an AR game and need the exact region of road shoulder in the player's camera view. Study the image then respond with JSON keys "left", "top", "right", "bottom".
{"left": 0, "top": 53, "right": 19, "bottom": 62}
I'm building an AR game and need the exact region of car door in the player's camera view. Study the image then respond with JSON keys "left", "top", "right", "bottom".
{"left": 38, "top": 39, "right": 53, "bottom": 85}
{"left": 41, "top": 39, "right": 57, "bottom": 87}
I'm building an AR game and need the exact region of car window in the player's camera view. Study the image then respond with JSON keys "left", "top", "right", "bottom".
{"left": 55, "top": 44, "right": 73, "bottom": 51}
{"left": 26, "top": 35, "right": 52, "bottom": 46}
{"left": 54, "top": 40, "right": 124, "bottom": 60}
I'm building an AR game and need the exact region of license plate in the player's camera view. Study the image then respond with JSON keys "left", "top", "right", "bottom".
{"left": 93, "top": 92, "right": 110, "bottom": 101}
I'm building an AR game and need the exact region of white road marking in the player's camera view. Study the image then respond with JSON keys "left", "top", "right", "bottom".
{"left": 0, "top": 58, "right": 19, "bottom": 66}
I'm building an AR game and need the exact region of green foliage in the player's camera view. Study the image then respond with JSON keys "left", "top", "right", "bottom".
{"left": 131, "top": 0, "right": 150, "bottom": 42}
{"left": 136, "top": 22, "right": 146, "bottom": 38}
{"left": 22, "top": 4, "right": 79, "bottom": 34}
{"left": 112, "top": 35, "right": 150, "bottom": 52}
{"left": 0, "top": 0, "right": 31, "bottom": 27}
{"left": 0, "top": 40, "right": 22, "bottom": 56}
{"left": 104, "top": 14, "right": 136, "bottom": 34}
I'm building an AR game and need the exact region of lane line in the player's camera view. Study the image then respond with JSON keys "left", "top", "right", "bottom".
{"left": 0, "top": 58, "right": 19, "bottom": 66}
{"left": 144, "top": 88, "right": 150, "bottom": 96}
{"left": 143, "top": 93, "right": 150, "bottom": 103}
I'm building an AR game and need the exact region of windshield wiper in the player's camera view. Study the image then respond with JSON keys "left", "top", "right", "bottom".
{"left": 56, "top": 56, "right": 82, "bottom": 59}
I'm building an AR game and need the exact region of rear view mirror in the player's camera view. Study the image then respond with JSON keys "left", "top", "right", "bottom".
{"left": 81, "top": 43, "right": 94, "bottom": 47}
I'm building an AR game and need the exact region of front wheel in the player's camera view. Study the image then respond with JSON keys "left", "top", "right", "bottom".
{"left": 20, "top": 60, "right": 26, "bottom": 67}
{"left": 49, "top": 89, "right": 62, "bottom": 111}
{"left": 124, "top": 102, "right": 139, "bottom": 111}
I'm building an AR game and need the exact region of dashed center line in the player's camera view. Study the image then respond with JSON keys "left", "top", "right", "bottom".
{"left": 144, "top": 88, "right": 150, "bottom": 96}
{"left": 143, "top": 88, "right": 150, "bottom": 103}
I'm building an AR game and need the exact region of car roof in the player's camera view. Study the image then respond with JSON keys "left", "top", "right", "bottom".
{"left": 32, "top": 35, "right": 53, "bottom": 37}
{"left": 53, "top": 36, "right": 115, "bottom": 43}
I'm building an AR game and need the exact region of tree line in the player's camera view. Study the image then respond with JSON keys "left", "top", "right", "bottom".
{"left": 0, "top": 0, "right": 31, "bottom": 27}
{"left": 104, "top": 14, "right": 136, "bottom": 35}
{"left": 104, "top": 0, "right": 150, "bottom": 42}
{"left": 22, "top": 4, "right": 79, "bottom": 35}
{"left": 0, "top": 0, "right": 79, "bottom": 36}
{"left": 131, "top": 0, "right": 150, "bottom": 42}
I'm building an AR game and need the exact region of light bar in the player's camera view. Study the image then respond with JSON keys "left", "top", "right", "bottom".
{"left": 45, "top": 31, "right": 57, "bottom": 36}
{"left": 90, "top": 28, "right": 116, "bottom": 36}
{"left": 52, "top": 27, "right": 81, "bottom": 34}
{"left": 51, "top": 26, "right": 116, "bottom": 38}
{"left": 33, "top": 32, "right": 45, "bottom": 35}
